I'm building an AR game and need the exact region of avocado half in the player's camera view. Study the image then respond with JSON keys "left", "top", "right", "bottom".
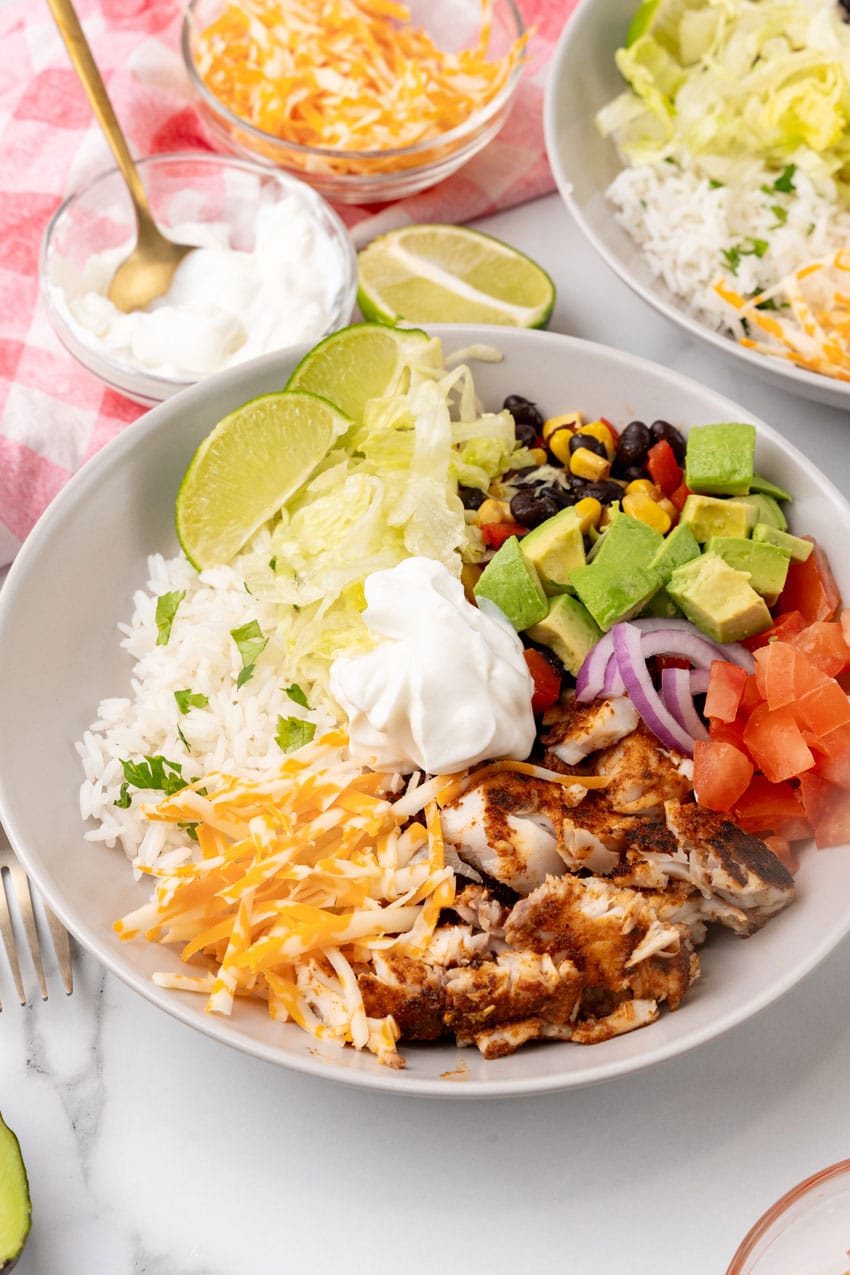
{"left": 0, "top": 1113, "right": 31, "bottom": 1271}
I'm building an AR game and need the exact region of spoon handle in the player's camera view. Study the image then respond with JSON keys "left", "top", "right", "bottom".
{"left": 45, "top": 0, "right": 155, "bottom": 227}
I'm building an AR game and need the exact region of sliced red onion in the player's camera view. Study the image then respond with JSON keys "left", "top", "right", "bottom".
{"left": 575, "top": 630, "right": 616, "bottom": 702}
{"left": 630, "top": 617, "right": 754, "bottom": 672}
{"left": 603, "top": 657, "right": 625, "bottom": 697}
{"left": 612, "top": 622, "right": 695, "bottom": 755}
{"left": 688, "top": 668, "right": 711, "bottom": 696}
{"left": 660, "top": 667, "right": 710, "bottom": 744}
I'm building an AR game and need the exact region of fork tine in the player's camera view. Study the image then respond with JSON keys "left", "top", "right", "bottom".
{"left": 8, "top": 858, "right": 48, "bottom": 1001}
{"left": 0, "top": 866, "right": 25, "bottom": 1007}
{"left": 45, "top": 906, "right": 73, "bottom": 996}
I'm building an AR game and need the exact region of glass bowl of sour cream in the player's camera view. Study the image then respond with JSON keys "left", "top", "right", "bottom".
{"left": 39, "top": 151, "right": 358, "bottom": 406}
{"left": 726, "top": 1160, "right": 850, "bottom": 1275}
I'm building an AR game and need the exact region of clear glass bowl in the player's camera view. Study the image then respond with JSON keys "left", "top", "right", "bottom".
{"left": 39, "top": 151, "right": 358, "bottom": 407}
{"left": 726, "top": 1160, "right": 850, "bottom": 1274}
{"left": 181, "top": 0, "right": 526, "bottom": 204}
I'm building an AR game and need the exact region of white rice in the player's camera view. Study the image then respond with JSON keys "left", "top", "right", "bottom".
{"left": 76, "top": 551, "right": 331, "bottom": 872}
{"left": 605, "top": 159, "right": 850, "bottom": 333}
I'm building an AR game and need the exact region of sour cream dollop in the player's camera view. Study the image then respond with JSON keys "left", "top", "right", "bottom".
{"left": 329, "top": 557, "right": 536, "bottom": 775}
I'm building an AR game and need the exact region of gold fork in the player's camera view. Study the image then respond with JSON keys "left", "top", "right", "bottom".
{"left": 0, "top": 827, "right": 73, "bottom": 1007}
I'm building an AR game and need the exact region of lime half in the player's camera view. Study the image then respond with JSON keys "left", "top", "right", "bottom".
{"left": 284, "top": 322, "right": 432, "bottom": 422}
{"left": 176, "top": 391, "right": 351, "bottom": 569}
{"left": 356, "top": 225, "right": 555, "bottom": 329}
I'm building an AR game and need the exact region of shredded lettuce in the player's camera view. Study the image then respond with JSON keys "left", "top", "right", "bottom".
{"left": 598, "top": 0, "right": 850, "bottom": 187}
{"left": 238, "top": 338, "right": 524, "bottom": 708}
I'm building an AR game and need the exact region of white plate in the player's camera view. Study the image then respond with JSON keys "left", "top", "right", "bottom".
{"left": 543, "top": 0, "right": 850, "bottom": 411}
{"left": 1, "top": 325, "right": 849, "bottom": 1097}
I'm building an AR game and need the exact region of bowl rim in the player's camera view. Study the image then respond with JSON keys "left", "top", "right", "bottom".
{"left": 180, "top": 0, "right": 526, "bottom": 165}
{"left": 37, "top": 149, "right": 359, "bottom": 397}
{"left": 725, "top": 1159, "right": 850, "bottom": 1272}
{"left": 542, "top": 0, "right": 850, "bottom": 408}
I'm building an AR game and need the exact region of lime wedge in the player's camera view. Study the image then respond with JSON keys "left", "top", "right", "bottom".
{"left": 625, "top": 0, "right": 703, "bottom": 53}
{"left": 356, "top": 225, "right": 555, "bottom": 329}
{"left": 176, "top": 391, "right": 351, "bottom": 569}
{"left": 284, "top": 322, "right": 432, "bottom": 422}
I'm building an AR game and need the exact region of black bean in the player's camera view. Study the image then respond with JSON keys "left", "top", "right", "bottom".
{"left": 537, "top": 482, "right": 573, "bottom": 508}
{"left": 649, "top": 419, "right": 686, "bottom": 464}
{"left": 503, "top": 394, "right": 545, "bottom": 433}
{"left": 514, "top": 421, "right": 540, "bottom": 448}
{"left": 621, "top": 465, "right": 649, "bottom": 484}
{"left": 569, "top": 432, "right": 607, "bottom": 459}
{"left": 577, "top": 479, "right": 626, "bottom": 505}
{"left": 509, "top": 489, "right": 562, "bottom": 528}
{"left": 459, "top": 485, "right": 486, "bottom": 510}
{"left": 614, "top": 420, "right": 651, "bottom": 471}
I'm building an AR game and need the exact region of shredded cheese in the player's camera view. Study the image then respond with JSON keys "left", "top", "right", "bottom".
{"left": 715, "top": 247, "right": 850, "bottom": 383}
{"left": 192, "top": 0, "right": 527, "bottom": 167}
{"left": 116, "top": 732, "right": 454, "bottom": 1068}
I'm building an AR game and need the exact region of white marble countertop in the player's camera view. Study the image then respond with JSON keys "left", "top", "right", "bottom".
{"left": 3, "top": 191, "right": 850, "bottom": 1275}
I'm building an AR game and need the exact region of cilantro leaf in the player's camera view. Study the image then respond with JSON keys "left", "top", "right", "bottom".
{"left": 155, "top": 590, "right": 186, "bottom": 646}
{"left": 230, "top": 620, "right": 268, "bottom": 689}
{"left": 275, "top": 716, "right": 316, "bottom": 753}
{"left": 721, "top": 245, "right": 742, "bottom": 275}
{"left": 114, "top": 782, "right": 132, "bottom": 809}
{"left": 119, "top": 755, "right": 187, "bottom": 796}
{"left": 174, "top": 688, "right": 209, "bottom": 714}
{"left": 285, "top": 683, "right": 309, "bottom": 708}
{"left": 773, "top": 164, "right": 797, "bottom": 193}
{"left": 769, "top": 204, "right": 788, "bottom": 228}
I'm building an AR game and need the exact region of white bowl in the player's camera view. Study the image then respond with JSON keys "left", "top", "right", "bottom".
{"left": 543, "top": 0, "right": 850, "bottom": 411}
{"left": 39, "top": 151, "right": 358, "bottom": 407}
{"left": 1, "top": 325, "right": 849, "bottom": 1097}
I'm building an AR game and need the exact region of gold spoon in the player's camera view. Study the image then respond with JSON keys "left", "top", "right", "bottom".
{"left": 46, "top": 0, "right": 195, "bottom": 313}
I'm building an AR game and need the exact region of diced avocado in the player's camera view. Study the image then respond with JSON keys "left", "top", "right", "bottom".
{"left": 667, "top": 552, "right": 772, "bottom": 643}
{"left": 474, "top": 534, "right": 548, "bottom": 631}
{"left": 525, "top": 593, "right": 603, "bottom": 676}
{"left": 749, "top": 472, "right": 792, "bottom": 503}
{"left": 590, "top": 509, "right": 664, "bottom": 567}
{"left": 640, "top": 586, "right": 683, "bottom": 619}
{"left": 685, "top": 422, "right": 756, "bottom": 496}
{"left": 570, "top": 560, "right": 661, "bottom": 631}
{"left": 705, "top": 535, "right": 791, "bottom": 602}
{"left": 649, "top": 520, "right": 700, "bottom": 584}
{"left": 735, "top": 492, "right": 788, "bottom": 532}
{"left": 519, "top": 506, "right": 586, "bottom": 595}
{"left": 680, "top": 494, "right": 755, "bottom": 542}
{"left": 0, "top": 1112, "right": 30, "bottom": 1272}
{"left": 751, "top": 522, "right": 814, "bottom": 563}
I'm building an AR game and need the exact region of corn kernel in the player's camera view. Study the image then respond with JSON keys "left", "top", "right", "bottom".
{"left": 528, "top": 447, "right": 549, "bottom": 466}
{"left": 570, "top": 447, "right": 612, "bottom": 482}
{"left": 542, "top": 411, "right": 582, "bottom": 444}
{"left": 461, "top": 562, "right": 482, "bottom": 602}
{"left": 579, "top": 419, "right": 616, "bottom": 460}
{"left": 622, "top": 490, "right": 672, "bottom": 534}
{"left": 625, "top": 477, "right": 657, "bottom": 497}
{"left": 477, "top": 498, "right": 511, "bottom": 525}
{"left": 573, "top": 496, "right": 603, "bottom": 534}
{"left": 546, "top": 429, "right": 573, "bottom": 465}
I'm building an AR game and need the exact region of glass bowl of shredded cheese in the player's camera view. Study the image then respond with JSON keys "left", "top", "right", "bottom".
{"left": 725, "top": 1160, "right": 850, "bottom": 1274}
{"left": 180, "top": 0, "right": 528, "bottom": 204}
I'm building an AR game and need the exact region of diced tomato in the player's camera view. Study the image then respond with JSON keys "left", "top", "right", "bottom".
{"left": 708, "top": 716, "right": 749, "bottom": 752}
{"left": 732, "top": 775, "right": 810, "bottom": 841}
{"left": 742, "top": 702, "right": 815, "bottom": 783}
{"left": 654, "top": 654, "right": 690, "bottom": 672}
{"left": 754, "top": 641, "right": 829, "bottom": 710}
{"left": 842, "top": 608, "right": 850, "bottom": 645}
{"left": 788, "top": 620, "right": 850, "bottom": 678}
{"left": 693, "top": 739, "right": 753, "bottom": 811}
{"left": 523, "top": 648, "right": 562, "bottom": 715}
{"left": 740, "top": 672, "right": 764, "bottom": 714}
{"left": 793, "top": 678, "right": 850, "bottom": 738}
{"left": 815, "top": 728, "right": 850, "bottom": 789}
{"left": 646, "top": 439, "right": 683, "bottom": 496}
{"left": 481, "top": 521, "right": 527, "bottom": 549}
{"left": 763, "top": 834, "right": 798, "bottom": 874}
{"left": 704, "top": 660, "right": 748, "bottom": 722}
{"left": 777, "top": 539, "right": 841, "bottom": 624}
{"left": 799, "top": 773, "right": 850, "bottom": 849}
{"left": 669, "top": 481, "right": 691, "bottom": 512}
{"left": 742, "top": 609, "right": 807, "bottom": 651}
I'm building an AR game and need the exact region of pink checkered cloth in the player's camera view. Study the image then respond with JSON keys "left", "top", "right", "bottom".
{"left": 0, "top": 0, "right": 576, "bottom": 567}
